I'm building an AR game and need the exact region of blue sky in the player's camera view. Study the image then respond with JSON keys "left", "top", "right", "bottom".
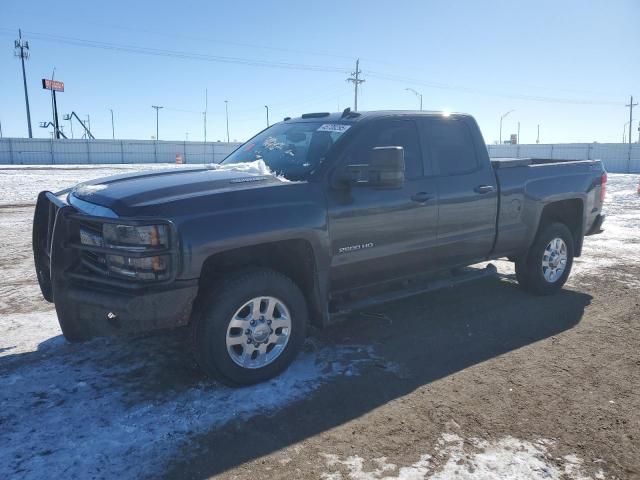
{"left": 0, "top": 0, "right": 638, "bottom": 144}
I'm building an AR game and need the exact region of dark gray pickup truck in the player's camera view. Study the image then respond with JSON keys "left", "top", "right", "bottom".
{"left": 33, "top": 110, "right": 607, "bottom": 385}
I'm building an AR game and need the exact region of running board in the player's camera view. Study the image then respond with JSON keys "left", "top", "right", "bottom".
{"left": 331, "top": 264, "right": 498, "bottom": 316}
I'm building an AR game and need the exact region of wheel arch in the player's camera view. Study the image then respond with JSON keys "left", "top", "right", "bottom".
{"left": 535, "top": 198, "right": 585, "bottom": 256}
{"left": 196, "top": 239, "right": 328, "bottom": 328}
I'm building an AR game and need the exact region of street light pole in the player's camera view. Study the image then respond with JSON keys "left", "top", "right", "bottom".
{"left": 405, "top": 88, "right": 423, "bottom": 111}
{"left": 152, "top": 105, "right": 163, "bottom": 140}
{"left": 499, "top": 109, "right": 515, "bottom": 144}
{"left": 224, "top": 100, "right": 230, "bottom": 142}
{"left": 110, "top": 109, "right": 115, "bottom": 139}
{"left": 265, "top": 105, "right": 270, "bottom": 127}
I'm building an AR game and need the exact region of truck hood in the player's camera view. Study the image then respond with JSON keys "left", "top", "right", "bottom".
{"left": 70, "top": 162, "right": 286, "bottom": 214}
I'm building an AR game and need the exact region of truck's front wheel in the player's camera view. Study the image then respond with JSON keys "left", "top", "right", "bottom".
{"left": 515, "top": 222, "right": 575, "bottom": 295}
{"left": 192, "top": 268, "right": 307, "bottom": 386}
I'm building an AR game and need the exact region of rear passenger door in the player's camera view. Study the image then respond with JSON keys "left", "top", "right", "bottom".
{"left": 418, "top": 117, "right": 498, "bottom": 267}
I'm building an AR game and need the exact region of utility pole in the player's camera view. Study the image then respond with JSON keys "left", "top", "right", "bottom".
{"left": 110, "top": 109, "right": 115, "bottom": 139}
{"left": 405, "top": 88, "right": 423, "bottom": 111}
{"left": 152, "top": 105, "right": 163, "bottom": 140}
{"left": 224, "top": 100, "right": 230, "bottom": 142}
{"left": 265, "top": 105, "right": 270, "bottom": 127}
{"left": 346, "top": 58, "right": 365, "bottom": 111}
{"left": 625, "top": 95, "right": 637, "bottom": 145}
{"left": 499, "top": 109, "right": 514, "bottom": 144}
{"left": 536, "top": 124, "right": 540, "bottom": 144}
{"left": 517, "top": 121, "right": 520, "bottom": 144}
{"left": 15, "top": 29, "right": 33, "bottom": 138}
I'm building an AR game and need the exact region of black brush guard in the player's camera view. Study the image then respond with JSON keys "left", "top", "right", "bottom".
{"left": 32, "top": 191, "right": 198, "bottom": 338}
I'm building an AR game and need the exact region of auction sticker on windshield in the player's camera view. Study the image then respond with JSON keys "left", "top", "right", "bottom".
{"left": 317, "top": 124, "right": 351, "bottom": 133}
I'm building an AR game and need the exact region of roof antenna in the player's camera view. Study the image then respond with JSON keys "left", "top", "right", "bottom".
{"left": 341, "top": 107, "right": 351, "bottom": 118}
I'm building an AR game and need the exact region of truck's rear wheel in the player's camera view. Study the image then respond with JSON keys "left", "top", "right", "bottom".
{"left": 515, "top": 222, "right": 574, "bottom": 295}
{"left": 191, "top": 268, "right": 307, "bottom": 386}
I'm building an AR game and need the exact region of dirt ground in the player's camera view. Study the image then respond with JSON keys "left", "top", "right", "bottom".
{"left": 0, "top": 169, "right": 638, "bottom": 479}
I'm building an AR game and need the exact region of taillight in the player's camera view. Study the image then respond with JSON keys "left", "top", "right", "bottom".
{"left": 600, "top": 172, "right": 607, "bottom": 202}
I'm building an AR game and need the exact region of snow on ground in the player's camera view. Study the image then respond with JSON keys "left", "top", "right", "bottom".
{"left": 321, "top": 432, "right": 606, "bottom": 479}
{"left": 0, "top": 163, "right": 192, "bottom": 206}
{"left": 0, "top": 310, "right": 391, "bottom": 479}
{"left": 0, "top": 160, "right": 285, "bottom": 207}
{"left": 572, "top": 174, "right": 640, "bottom": 286}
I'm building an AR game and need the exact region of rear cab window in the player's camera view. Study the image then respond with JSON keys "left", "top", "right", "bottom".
{"left": 419, "top": 118, "right": 478, "bottom": 176}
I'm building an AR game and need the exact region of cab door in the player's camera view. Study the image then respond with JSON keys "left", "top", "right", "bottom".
{"left": 326, "top": 118, "right": 438, "bottom": 292}
{"left": 417, "top": 117, "right": 498, "bottom": 267}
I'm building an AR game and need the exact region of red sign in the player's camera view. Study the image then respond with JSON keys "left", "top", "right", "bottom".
{"left": 42, "top": 79, "right": 64, "bottom": 92}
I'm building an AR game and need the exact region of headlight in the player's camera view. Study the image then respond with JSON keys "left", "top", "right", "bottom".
{"left": 99, "top": 224, "right": 171, "bottom": 281}
{"left": 106, "top": 254, "right": 170, "bottom": 281}
{"left": 103, "top": 224, "right": 169, "bottom": 249}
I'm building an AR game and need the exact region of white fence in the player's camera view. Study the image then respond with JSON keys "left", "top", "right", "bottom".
{"left": 2, "top": 138, "right": 638, "bottom": 173}
{"left": 0, "top": 138, "right": 242, "bottom": 165}
{"left": 488, "top": 143, "right": 640, "bottom": 173}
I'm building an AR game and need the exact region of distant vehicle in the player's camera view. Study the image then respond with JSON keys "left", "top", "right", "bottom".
{"left": 33, "top": 110, "right": 607, "bottom": 385}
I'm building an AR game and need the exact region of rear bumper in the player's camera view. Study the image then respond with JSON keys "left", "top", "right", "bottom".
{"left": 33, "top": 191, "right": 198, "bottom": 338}
{"left": 586, "top": 214, "right": 605, "bottom": 236}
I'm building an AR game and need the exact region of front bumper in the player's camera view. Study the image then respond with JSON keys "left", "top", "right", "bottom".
{"left": 33, "top": 191, "right": 198, "bottom": 338}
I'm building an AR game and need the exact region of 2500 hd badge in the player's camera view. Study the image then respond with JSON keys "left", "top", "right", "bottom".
{"left": 338, "top": 242, "right": 375, "bottom": 254}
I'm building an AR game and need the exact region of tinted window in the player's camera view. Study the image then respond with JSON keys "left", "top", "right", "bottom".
{"left": 344, "top": 119, "right": 423, "bottom": 179}
{"left": 423, "top": 119, "right": 478, "bottom": 175}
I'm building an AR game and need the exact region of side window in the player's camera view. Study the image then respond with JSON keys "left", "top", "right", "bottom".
{"left": 422, "top": 119, "right": 478, "bottom": 175}
{"left": 344, "top": 119, "right": 423, "bottom": 179}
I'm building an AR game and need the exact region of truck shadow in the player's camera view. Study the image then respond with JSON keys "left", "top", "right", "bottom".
{"left": 0, "top": 276, "right": 591, "bottom": 479}
{"left": 162, "top": 276, "right": 592, "bottom": 479}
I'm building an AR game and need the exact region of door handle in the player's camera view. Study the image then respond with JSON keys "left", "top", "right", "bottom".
{"left": 411, "top": 192, "right": 434, "bottom": 203}
{"left": 474, "top": 185, "right": 495, "bottom": 194}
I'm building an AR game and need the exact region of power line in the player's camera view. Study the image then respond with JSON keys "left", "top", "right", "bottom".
{"left": 1, "top": 28, "right": 624, "bottom": 107}
{"left": 366, "top": 70, "right": 622, "bottom": 106}
{"left": 2, "top": 29, "right": 349, "bottom": 74}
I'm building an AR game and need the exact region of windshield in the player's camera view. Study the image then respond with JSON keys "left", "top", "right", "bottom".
{"left": 222, "top": 121, "right": 351, "bottom": 180}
